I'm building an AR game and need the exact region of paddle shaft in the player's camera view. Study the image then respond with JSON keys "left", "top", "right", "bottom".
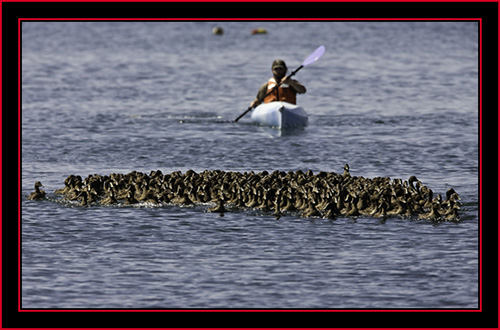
{"left": 233, "top": 65, "right": 304, "bottom": 123}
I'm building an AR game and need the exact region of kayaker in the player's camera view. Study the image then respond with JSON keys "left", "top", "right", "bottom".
{"left": 250, "top": 59, "right": 306, "bottom": 108}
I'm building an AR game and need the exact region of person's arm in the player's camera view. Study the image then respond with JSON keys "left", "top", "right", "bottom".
{"left": 250, "top": 83, "right": 268, "bottom": 107}
{"left": 282, "top": 77, "right": 306, "bottom": 94}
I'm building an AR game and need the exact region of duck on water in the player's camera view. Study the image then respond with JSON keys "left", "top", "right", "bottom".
{"left": 27, "top": 165, "right": 462, "bottom": 222}
{"left": 28, "top": 181, "right": 46, "bottom": 201}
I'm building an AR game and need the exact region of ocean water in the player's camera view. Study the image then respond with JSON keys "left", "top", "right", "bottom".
{"left": 21, "top": 21, "right": 479, "bottom": 309}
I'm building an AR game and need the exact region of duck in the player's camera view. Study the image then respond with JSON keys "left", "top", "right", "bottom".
{"left": 443, "top": 188, "right": 461, "bottom": 208}
{"left": 423, "top": 189, "right": 434, "bottom": 209}
{"left": 273, "top": 189, "right": 283, "bottom": 219}
{"left": 407, "top": 175, "right": 420, "bottom": 192}
{"left": 124, "top": 188, "right": 139, "bottom": 205}
{"left": 444, "top": 202, "right": 460, "bottom": 221}
{"left": 387, "top": 197, "right": 408, "bottom": 217}
{"left": 343, "top": 195, "right": 360, "bottom": 217}
{"left": 208, "top": 194, "right": 225, "bottom": 214}
{"left": 418, "top": 202, "right": 442, "bottom": 221}
{"left": 63, "top": 176, "right": 83, "bottom": 200}
{"left": 245, "top": 188, "right": 259, "bottom": 208}
{"left": 371, "top": 200, "right": 388, "bottom": 218}
{"left": 227, "top": 183, "right": 241, "bottom": 205}
{"left": 87, "top": 188, "right": 100, "bottom": 204}
{"left": 54, "top": 175, "right": 74, "bottom": 195}
{"left": 44, "top": 168, "right": 462, "bottom": 220}
{"left": 294, "top": 187, "right": 308, "bottom": 210}
{"left": 77, "top": 189, "right": 92, "bottom": 207}
{"left": 157, "top": 188, "right": 172, "bottom": 203}
{"left": 323, "top": 199, "right": 339, "bottom": 219}
{"left": 101, "top": 189, "right": 118, "bottom": 205}
{"left": 232, "top": 187, "right": 247, "bottom": 208}
{"left": 135, "top": 182, "right": 150, "bottom": 202}
{"left": 28, "top": 181, "right": 46, "bottom": 200}
{"left": 144, "top": 190, "right": 160, "bottom": 205}
{"left": 76, "top": 190, "right": 87, "bottom": 207}
{"left": 171, "top": 190, "right": 193, "bottom": 205}
{"left": 255, "top": 188, "right": 271, "bottom": 211}
{"left": 280, "top": 190, "right": 297, "bottom": 212}
{"left": 302, "top": 199, "right": 321, "bottom": 218}
{"left": 342, "top": 164, "right": 350, "bottom": 178}
{"left": 356, "top": 191, "right": 370, "bottom": 212}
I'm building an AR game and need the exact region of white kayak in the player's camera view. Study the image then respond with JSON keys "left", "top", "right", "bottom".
{"left": 251, "top": 101, "right": 308, "bottom": 129}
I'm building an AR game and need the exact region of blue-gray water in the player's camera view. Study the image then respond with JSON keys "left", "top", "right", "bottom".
{"left": 22, "top": 21, "right": 479, "bottom": 309}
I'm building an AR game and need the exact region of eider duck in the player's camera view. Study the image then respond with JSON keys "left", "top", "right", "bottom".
{"left": 77, "top": 190, "right": 89, "bottom": 207}
{"left": 342, "top": 164, "right": 350, "bottom": 177}
{"left": 323, "top": 200, "right": 339, "bottom": 219}
{"left": 444, "top": 202, "right": 460, "bottom": 221}
{"left": 273, "top": 189, "right": 283, "bottom": 219}
{"left": 125, "top": 188, "right": 139, "bottom": 205}
{"left": 302, "top": 199, "right": 321, "bottom": 218}
{"left": 101, "top": 189, "right": 118, "bottom": 205}
{"left": 208, "top": 194, "right": 225, "bottom": 214}
{"left": 418, "top": 202, "right": 442, "bottom": 221}
{"left": 44, "top": 168, "right": 462, "bottom": 220}
{"left": 28, "top": 181, "right": 46, "bottom": 201}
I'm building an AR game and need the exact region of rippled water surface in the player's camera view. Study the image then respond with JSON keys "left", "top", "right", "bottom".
{"left": 22, "top": 21, "right": 479, "bottom": 309}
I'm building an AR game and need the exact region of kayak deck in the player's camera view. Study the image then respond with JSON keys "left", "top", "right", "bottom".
{"left": 251, "top": 101, "right": 308, "bottom": 129}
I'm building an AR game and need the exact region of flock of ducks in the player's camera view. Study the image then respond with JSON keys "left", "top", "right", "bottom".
{"left": 27, "top": 165, "right": 462, "bottom": 221}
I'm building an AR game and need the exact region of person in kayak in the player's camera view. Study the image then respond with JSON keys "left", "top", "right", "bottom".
{"left": 250, "top": 59, "right": 306, "bottom": 108}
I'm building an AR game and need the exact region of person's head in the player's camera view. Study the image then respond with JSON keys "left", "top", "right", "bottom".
{"left": 271, "top": 59, "right": 287, "bottom": 79}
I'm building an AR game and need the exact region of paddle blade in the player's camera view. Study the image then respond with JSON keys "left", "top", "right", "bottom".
{"left": 302, "top": 45, "right": 325, "bottom": 67}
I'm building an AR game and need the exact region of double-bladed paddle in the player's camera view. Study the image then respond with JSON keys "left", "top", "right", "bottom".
{"left": 234, "top": 45, "right": 325, "bottom": 123}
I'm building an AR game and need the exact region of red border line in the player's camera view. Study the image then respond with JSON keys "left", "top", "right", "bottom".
{"left": 17, "top": 17, "right": 482, "bottom": 314}
{"left": 18, "top": 16, "right": 21, "bottom": 313}
{"left": 18, "top": 17, "right": 482, "bottom": 21}
{"left": 4, "top": 0, "right": 499, "bottom": 2}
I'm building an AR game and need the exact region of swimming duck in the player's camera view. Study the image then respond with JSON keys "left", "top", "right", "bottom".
{"left": 294, "top": 187, "right": 308, "bottom": 210}
{"left": 407, "top": 175, "right": 420, "bottom": 192}
{"left": 323, "top": 199, "right": 339, "bottom": 219}
{"left": 76, "top": 190, "right": 87, "bottom": 207}
{"left": 423, "top": 189, "right": 434, "bottom": 209}
{"left": 418, "top": 202, "right": 442, "bottom": 221}
{"left": 444, "top": 202, "right": 460, "bottom": 221}
{"left": 371, "top": 200, "right": 388, "bottom": 218}
{"left": 387, "top": 197, "right": 408, "bottom": 217}
{"left": 54, "top": 175, "right": 74, "bottom": 195}
{"left": 136, "top": 182, "right": 150, "bottom": 202}
{"left": 227, "top": 183, "right": 241, "bottom": 205}
{"left": 443, "top": 188, "right": 461, "bottom": 208}
{"left": 87, "top": 188, "right": 100, "bottom": 204}
{"left": 28, "top": 181, "right": 46, "bottom": 201}
{"left": 208, "top": 193, "right": 225, "bottom": 214}
{"left": 255, "top": 188, "right": 271, "bottom": 211}
{"left": 171, "top": 190, "right": 193, "bottom": 205}
{"left": 62, "top": 176, "right": 83, "bottom": 200}
{"left": 280, "top": 190, "right": 297, "bottom": 212}
{"left": 101, "top": 189, "right": 118, "bottom": 205}
{"left": 302, "top": 199, "right": 321, "bottom": 218}
{"left": 124, "top": 188, "right": 139, "bottom": 205}
{"left": 143, "top": 190, "right": 160, "bottom": 205}
{"left": 76, "top": 189, "right": 94, "bottom": 207}
{"left": 355, "top": 191, "right": 369, "bottom": 211}
{"left": 44, "top": 168, "right": 461, "bottom": 220}
{"left": 273, "top": 188, "right": 284, "bottom": 219}
{"left": 342, "top": 164, "right": 350, "bottom": 178}
{"left": 341, "top": 195, "right": 360, "bottom": 217}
